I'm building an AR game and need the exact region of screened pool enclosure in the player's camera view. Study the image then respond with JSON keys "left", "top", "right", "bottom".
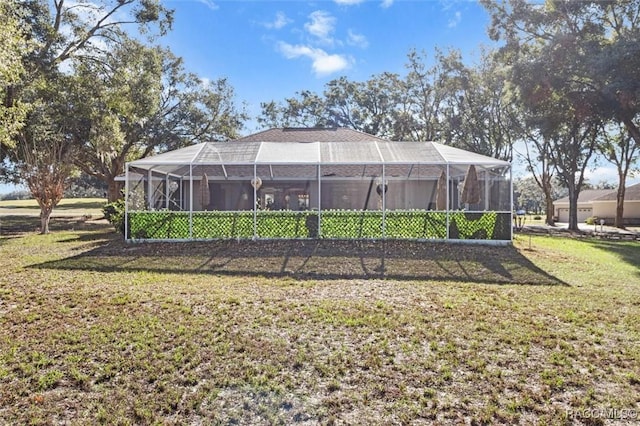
{"left": 124, "top": 130, "right": 512, "bottom": 242}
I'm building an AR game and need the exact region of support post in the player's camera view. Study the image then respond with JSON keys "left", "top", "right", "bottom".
{"left": 484, "top": 167, "right": 490, "bottom": 211}
{"left": 165, "top": 175, "right": 170, "bottom": 210}
{"left": 124, "top": 165, "right": 129, "bottom": 241}
{"left": 253, "top": 164, "right": 257, "bottom": 239}
{"left": 147, "top": 169, "right": 153, "bottom": 210}
{"left": 382, "top": 164, "right": 386, "bottom": 238}
{"left": 189, "top": 165, "right": 193, "bottom": 239}
{"left": 317, "top": 164, "right": 322, "bottom": 238}
{"left": 446, "top": 164, "right": 450, "bottom": 240}
{"left": 509, "top": 166, "right": 513, "bottom": 241}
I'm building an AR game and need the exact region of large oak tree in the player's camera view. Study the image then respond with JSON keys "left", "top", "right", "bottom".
{"left": 482, "top": 0, "right": 640, "bottom": 228}
{"left": 71, "top": 41, "right": 247, "bottom": 201}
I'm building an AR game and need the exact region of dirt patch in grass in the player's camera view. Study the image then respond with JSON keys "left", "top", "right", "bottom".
{"left": 32, "top": 237, "right": 565, "bottom": 285}
{"left": 1, "top": 227, "right": 639, "bottom": 425}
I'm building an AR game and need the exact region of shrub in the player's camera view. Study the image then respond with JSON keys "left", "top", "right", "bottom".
{"left": 585, "top": 216, "right": 597, "bottom": 225}
{"left": 126, "top": 210, "right": 507, "bottom": 240}
{"left": 533, "top": 215, "right": 542, "bottom": 220}
{"left": 103, "top": 199, "right": 125, "bottom": 234}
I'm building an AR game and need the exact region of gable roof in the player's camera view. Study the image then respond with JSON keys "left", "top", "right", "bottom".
{"left": 235, "top": 127, "right": 388, "bottom": 143}
{"left": 592, "top": 182, "right": 640, "bottom": 201}
{"left": 554, "top": 183, "right": 640, "bottom": 204}
{"left": 554, "top": 189, "right": 612, "bottom": 204}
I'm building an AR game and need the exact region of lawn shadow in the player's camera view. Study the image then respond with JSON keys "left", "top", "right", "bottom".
{"left": 0, "top": 216, "right": 109, "bottom": 237}
{"left": 31, "top": 238, "right": 567, "bottom": 286}
{"left": 583, "top": 239, "right": 640, "bottom": 275}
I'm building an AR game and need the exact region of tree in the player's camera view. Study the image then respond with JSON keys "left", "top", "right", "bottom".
{"left": 65, "top": 173, "right": 107, "bottom": 198}
{"left": 71, "top": 42, "right": 247, "bottom": 202}
{"left": 548, "top": 117, "right": 600, "bottom": 231}
{"left": 482, "top": 0, "right": 640, "bottom": 229}
{"left": 398, "top": 49, "right": 450, "bottom": 142}
{"left": 0, "top": 1, "right": 31, "bottom": 148}
{"left": 599, "top": 122, "right": 639, "bottom": 228}
{"left": 516, "top": 126, "right": 558, "bottom": 225}
{"left": 324, "top": 73, "right": 402, "bottom": 139}
{"left": 23, "top": 0, "right": 173, "bottom": 74}
{"left": 2, "top": 0, "right": 173, "bottom": 226}
{"left": 513, "top": 175, "right": 566, "bottom": 214}
{"left": 258, "top": 73, "right": 404, "bottom": 139}
{"left": 11, "top": 76, "right": 77, "bottom": 234}
{"left": 438, "top": 49, "right": 517, "bottom": 161}
{"left": 258, "top": 91, "right": 330, "bottom": 129}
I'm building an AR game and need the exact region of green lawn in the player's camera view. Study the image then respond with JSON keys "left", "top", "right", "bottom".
{"left": 0, "top": 220, "right": 638, "bottom": 424}
{"left": 0, "top": 197, "right": 106, "bottom": 217}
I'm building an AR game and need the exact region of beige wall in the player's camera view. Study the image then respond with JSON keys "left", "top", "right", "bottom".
{"left": 592, "top": 202, "right": 614, "bottom": 218}
{"left": 593, "top": 201, "right": 640, "bottom": 219}
{"left": 622, "top": 201, "right": 640, "bottom": 218}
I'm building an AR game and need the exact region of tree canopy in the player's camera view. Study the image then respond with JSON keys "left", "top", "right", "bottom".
{"left": 258, "top": 49, "right": 515, "bottom": 162}
{"left": 0, "top": 0, "right": 247, "bottom": 231}
{"left": 483, "top": 0, "right": 640, "bottom": 229}
{"left": 0, "top": 1, "right": 32, "bottom": 148}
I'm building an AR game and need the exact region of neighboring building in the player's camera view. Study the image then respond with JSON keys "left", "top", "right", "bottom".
{"left": 553, "top": 183, "right": 640, "bottom": 225}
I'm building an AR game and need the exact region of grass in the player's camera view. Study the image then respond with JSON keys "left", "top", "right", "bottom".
{"left": 0, "top": 217, "right": 639, "bottom": 424}
{"left": 0, "top": 197, "right": 106, "bottom": 217}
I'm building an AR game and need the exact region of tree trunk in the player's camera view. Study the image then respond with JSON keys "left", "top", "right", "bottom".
{"left": 615, "top": 185, "right": 626, "bottom": 229}
{"left": 107, "top": 179, "right": 122, "bottom": 203}
{"left": 567, "top": 184, "right": 579, "bottom": 231}
{"left": 40, "top": 207, "right": 53, "bottom": 234}
{"left": 541, "top": 174, "right": 555, "bottom": 226}
{"left": 545, "top": 192, "right": 555, "bottom": 226}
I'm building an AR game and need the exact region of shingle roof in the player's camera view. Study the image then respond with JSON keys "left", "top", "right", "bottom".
{"left": 235, "top": 127, "right": 388, "bottom": 143}
{"left": 554, "top": 189, "right": 613, "bottom": 204}
{"left": 554, "top": 183, "right": 640, "bottom": 204}
{"left": 592, "top": 183, "right": 640, "bottom": 201}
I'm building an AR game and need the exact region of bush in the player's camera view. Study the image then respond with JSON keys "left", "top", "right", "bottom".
{"left": 533, "top": 215, "right": 542, "bottom": 220}
{"left": 125, "top": 210, "right": 508, "bottom": 240}
{"left": 0, "top": 190, "right": 31, "bottom": 201}
{"left": 585, "top": 216, "right": 597, "bottom": 225}
{"left": 103, "top": 199, "right": 125, "bottom": 234}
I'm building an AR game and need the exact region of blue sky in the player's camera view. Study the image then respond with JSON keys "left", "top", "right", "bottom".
{"left": 164, "top": 0, "right": 493, "bottom": 132}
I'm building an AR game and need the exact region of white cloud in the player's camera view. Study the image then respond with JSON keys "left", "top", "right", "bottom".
{"left": 264, "top": 11, "right": 291, "bottom": 30}
{"left": 347, "top": 29, "right": 368, "bottom": 49}
{"left": 195, "top": 0, "right": 218, "bottom": 11}
{"left": 447, "top": 11, "right": 461, "bottom": 28}
{"left": 277, "top": 42, "right": 350, "bottom": 76}
{"left": 381, "top": 0, "right": 394, "bottom": 8}
{"left": 304, "top": 11, "right": 336, "bottom": 44}
{"left": 584, "top": 166, "right": 624, "bottom": 186}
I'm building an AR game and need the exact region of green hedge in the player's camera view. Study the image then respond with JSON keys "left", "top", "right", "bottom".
{"left": 127, "top": 210, "right": 509, "bottom": 240}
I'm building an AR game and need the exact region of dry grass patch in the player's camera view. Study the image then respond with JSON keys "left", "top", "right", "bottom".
{"left": 0, "top": 221, "right": 638, "bottom": 424}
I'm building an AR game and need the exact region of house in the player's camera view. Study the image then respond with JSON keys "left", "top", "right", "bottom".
{"left": 123, "top": 127, "right": 512, "bottom": 241}
{"left": 553, "top": 183, "right": 640, "bottom": 225}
